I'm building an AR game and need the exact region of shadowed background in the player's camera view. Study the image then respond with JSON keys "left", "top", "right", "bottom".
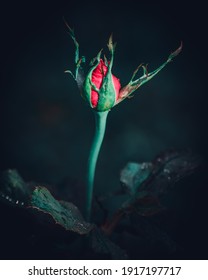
{"left": 0, "top": 0, "right": 207, "bottom": 258}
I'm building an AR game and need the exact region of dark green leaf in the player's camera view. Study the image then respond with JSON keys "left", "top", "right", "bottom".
{"left": 121, "top": 150, "right": 200, "bottom": 198}
{"left": 145, "top": 149, "right": 201, "bottom": 196}
{"left": 0, "top": 169, "right": 31, "bottom": 207}
{"left": 103, "top": 150, "right": 200, "bottom": 234}
{"left": 120, "top": 162, "right": 153, "bottom": 195}
{"left": 30, "top": 186, "right": 93, "bottom": 235}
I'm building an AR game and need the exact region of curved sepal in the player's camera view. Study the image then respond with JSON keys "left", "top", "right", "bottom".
{"left": 82, "top": 50, "right": 103, "bottom": 108}
{"left": 95, "top": 35, "right": 117, "bottom": 111}
{"left": 64, "top": 19, "right": 85, "bottom": 89}
{"left": 117, "top": 42, "right": 183, "bottom": 104}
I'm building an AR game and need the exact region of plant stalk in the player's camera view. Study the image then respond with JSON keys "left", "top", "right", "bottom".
{"left": 86, "top": 110, "right": 109, "bottom": 221}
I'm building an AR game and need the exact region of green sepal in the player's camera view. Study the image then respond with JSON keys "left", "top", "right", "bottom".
{"left": 95, "top": 35, "right": 117, "bottom": 111}
{"left": 118, "top": 42, "right": 183, "bottom": 103}
{"left": 64, "top": 19, "right": 85, "bottom": 87}
{"left": 82, "top": 50, "right": 102, "bottom": 108}
{"left": 104, "top": 55, "right": 108, "bottom": 66}
{"left": 63, "top": 19, "right": 79, "bottom": 64}
{"left": 64, "top": 70, "right": 76, "bottom": 80}
{"left": 96, "top": 74, "right": 117, "bottom": 111}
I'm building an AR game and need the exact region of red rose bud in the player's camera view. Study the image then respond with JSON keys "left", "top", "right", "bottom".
{"left": 90, "top": 59, "right": 121, "bottom": 108}
{"left": 82, "top": 36, "right": 122, "bottom": 112}
{"left": 66, "top": 26, "right": 182, "bottom": 111}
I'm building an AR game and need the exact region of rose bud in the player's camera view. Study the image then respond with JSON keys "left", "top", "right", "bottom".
{"left": 82, "top": 36, "right": 122, "bottom": 111}
{"left": 65, "top": 25, "right": 182, "bottom": 112}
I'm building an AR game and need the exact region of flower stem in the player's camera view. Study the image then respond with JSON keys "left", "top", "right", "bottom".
{"left": 86, "top": 110, "right": 109, "bottom": 221}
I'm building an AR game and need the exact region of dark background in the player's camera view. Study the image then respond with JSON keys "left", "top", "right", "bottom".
{"left": 0, "top": 0, "right": 207, "bottom": 259}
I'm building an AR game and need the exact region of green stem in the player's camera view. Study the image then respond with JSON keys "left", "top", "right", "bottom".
{"left": 86, "top": 110, "right": 109, "bottom": 221}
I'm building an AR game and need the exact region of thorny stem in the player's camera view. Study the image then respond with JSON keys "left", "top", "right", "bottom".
{"left": 86, "top": 110, "right": 109, "bottom": 221}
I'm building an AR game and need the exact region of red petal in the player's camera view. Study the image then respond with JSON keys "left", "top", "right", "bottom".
{"left": 91, "top": 59, "right": 121, "bottom": 107}
{"left": 91, "top": 60, "right": 106, "bottom": 107}
{"left": 112, "top": 75, "right": 121, "bottom": 101}
{"left": 91, "top": 90, "right": 99, "bottom": 108}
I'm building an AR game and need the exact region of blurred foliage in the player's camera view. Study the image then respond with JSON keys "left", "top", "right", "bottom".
{"left": 0, "top": 149, "right": 202, "bottom": 259}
